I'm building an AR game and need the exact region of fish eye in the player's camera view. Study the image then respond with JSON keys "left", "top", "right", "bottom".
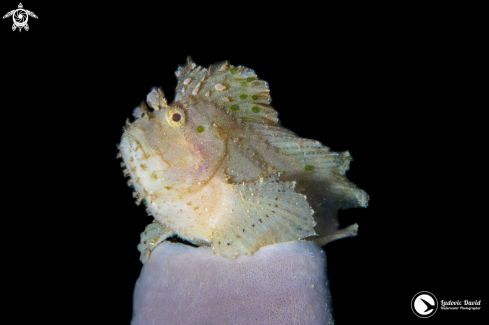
{"left": 165, "top": 107, "right": 186, "bottom": 127}
{"left": 172, "top": 113, "right": 181, "bottom": 122}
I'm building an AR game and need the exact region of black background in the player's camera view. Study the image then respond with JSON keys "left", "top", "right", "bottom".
{"left": 1, "top": 2, "right": 485, "bottom": 324}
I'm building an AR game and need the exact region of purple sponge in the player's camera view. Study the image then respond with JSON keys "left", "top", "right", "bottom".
{"left": 131, "top": 240, "right": 333, "bottom": 325}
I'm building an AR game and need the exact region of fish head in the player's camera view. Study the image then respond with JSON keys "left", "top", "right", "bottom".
{"left": 119, "top": 89, "right": 227, "bottom": 201}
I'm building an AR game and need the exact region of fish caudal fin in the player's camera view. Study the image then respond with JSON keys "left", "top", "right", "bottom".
{"left": 212, "top": 174, "right": 316, "bottom": 259}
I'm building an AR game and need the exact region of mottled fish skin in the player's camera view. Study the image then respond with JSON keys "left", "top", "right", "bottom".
{"left": 118, "top": 57, "right": 369, "bottom": 259}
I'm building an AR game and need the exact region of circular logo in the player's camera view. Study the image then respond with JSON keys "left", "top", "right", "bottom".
{"left": 13, "top": 9, "right": 28, "bottom": 27}
{"left": 411, "top": 291, "right": 438, "bottom": 318}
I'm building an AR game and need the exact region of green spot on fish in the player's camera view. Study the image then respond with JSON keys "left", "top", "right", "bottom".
{"left": 298, "top": 180, "right": 305, "bottom": 185}
{"left": 251, "top": 106, "right": 260, "bottom": 113}
{"left": 341, "top": 200, "right": 347, "bottom": 206}
{"left": 334, "top": 201, "right": 340, "bottom": 206}
{"left": 304, "top": 165, "right": 313, "bottom": 172}
{"left": 239, "top": 94, "right": 247, "bottom": 100}
{"left": 241, "top": 81, "right": 246, "bottom": 86}
{"left": 196, "top": 126, "right": 204, "bottom": 133}
{"left": 230, "top": 105, "right": 239, "bottom": 111}
{"left": 246, "top": 77, "right": 253, "bottom": 82}
{"left": 251, "top": 95, "right": 258, "bottom": 100}
{"left": 230, "top": 68, "right": 236, "bottom": 74}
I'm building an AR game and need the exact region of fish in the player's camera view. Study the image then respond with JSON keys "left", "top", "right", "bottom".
{"left": 118, "top": 57, "right": 369, "bottom": 261}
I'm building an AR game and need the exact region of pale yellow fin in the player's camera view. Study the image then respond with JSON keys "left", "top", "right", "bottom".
{"left": 251, "top": 123, "right": 369, "bottom": 208}
{"left": 252, "top": 124, "right": 351, "bottom": 174}
{"left": 137, "top": 221, "right": 174, "bottom": 263}
{"left": 174, "top": 57, "right": 279, "bottom": 126}
{"left": 245, "top": 123, "right": 369, "bottom": 245}
{"left": 212, "top": 174, "right": 316, "bottom": 259}
{"left": 314, "top": 223, "right": 359, "bottom": 246}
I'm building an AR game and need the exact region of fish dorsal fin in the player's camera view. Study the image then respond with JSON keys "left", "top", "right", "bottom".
{"left": 252, "top": 124, "right": 355, "bottom": 175}
{"left": 212, "top": 174, "right": 316, "bottom": 258}
{"left": 175, "top": 57, "right": 279, "bottom": 126}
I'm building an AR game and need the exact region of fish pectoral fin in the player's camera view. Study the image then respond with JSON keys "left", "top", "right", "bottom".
{"left": 137, "top": 221, "right": 174, "bottom": 263}
{"left": 211, "top": 174, "right": 317, "bottom": 259}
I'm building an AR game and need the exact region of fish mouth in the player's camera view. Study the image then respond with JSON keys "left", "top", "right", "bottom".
{"left": 122, "top": 134, "right": 168, "bottom": 166}
{"left": 122, "top": 130, "right": 141, "bottom": 141}
{"left": 120, "top": 133, "right": 170, "bottom": 177}
{"left": 122, "top": 134, "right": 143, "bottom": 148}
{"left": 122, "top": 134, "right": 151, "bottom": 157}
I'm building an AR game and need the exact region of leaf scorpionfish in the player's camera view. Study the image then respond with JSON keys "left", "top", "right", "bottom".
{"left": 118, "top": 57, "right": 369, "bottom": 261}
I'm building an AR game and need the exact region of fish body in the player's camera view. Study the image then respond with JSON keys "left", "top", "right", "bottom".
{"left": 119, "top": 58, "right": 368, "bottom": 259}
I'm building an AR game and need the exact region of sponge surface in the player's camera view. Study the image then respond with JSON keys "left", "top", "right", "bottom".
{"left": 131, "top": 240, "right": 332, "bottom": 325}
